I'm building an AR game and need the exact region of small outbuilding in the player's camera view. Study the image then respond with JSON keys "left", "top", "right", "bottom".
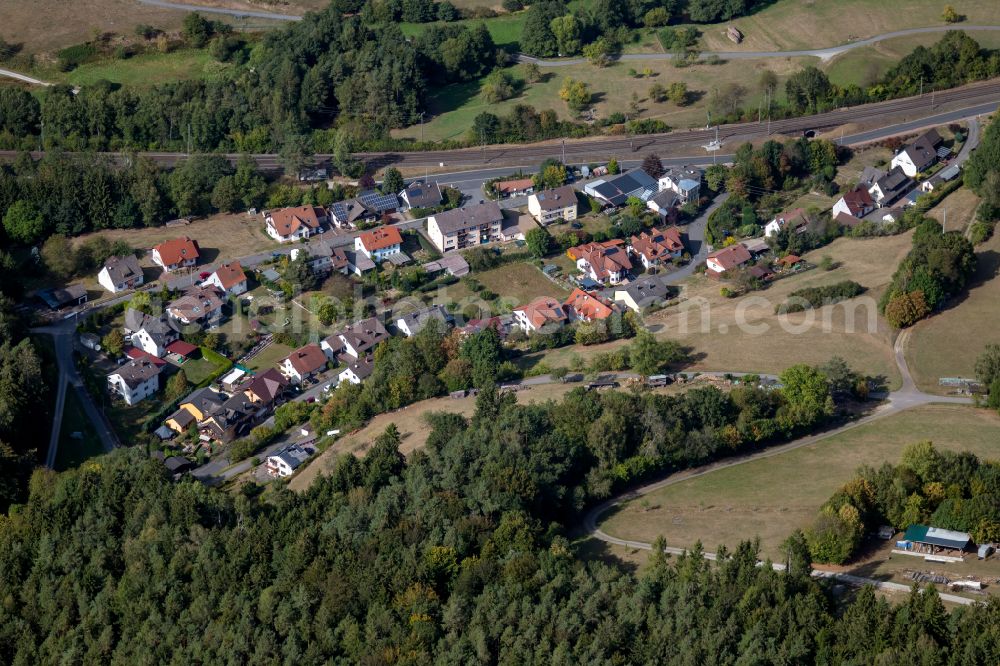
{"left": 901, "top": 524, "right": 973, "bottom": 553}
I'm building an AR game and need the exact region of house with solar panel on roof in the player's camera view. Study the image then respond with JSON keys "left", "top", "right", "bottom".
{"left": 330, "top": 190, "right": 400, "bottom": 229}
{"left": 584, "top": 168, "right": 659, "bottom": 209}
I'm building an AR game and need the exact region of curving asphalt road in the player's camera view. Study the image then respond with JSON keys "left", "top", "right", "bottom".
{"left": 519, "top": 25, "right": 1000, "bottom": 66}
{"left": 583, "top": 331, "right": 977, "bottom": 604}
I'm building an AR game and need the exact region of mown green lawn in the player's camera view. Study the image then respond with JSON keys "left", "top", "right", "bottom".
{"left": 64, "top": 49, "right": 232, "bottom": 88}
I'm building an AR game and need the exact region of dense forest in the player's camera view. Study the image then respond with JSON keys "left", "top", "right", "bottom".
{"left": 807, "top": 442, "right": 1000, "bottom": 564}
{"left": 2, "top": 390, "right": 1000, "bottom": 663}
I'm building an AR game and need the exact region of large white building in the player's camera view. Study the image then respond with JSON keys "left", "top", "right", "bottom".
{"left": 107, "top": 358, "right": 162, "bottom": 405}
{"left": 527, "top": 185, "right": 578, "bottom": 224}
{"left": 426, "top": 202, "right": 504, "bottom": 252}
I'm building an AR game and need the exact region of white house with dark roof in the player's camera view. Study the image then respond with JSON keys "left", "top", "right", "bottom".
{"left": 658, "top": 166, "right": 703, "bottom": 203}
{"left": 107, "top": 358, "right": 162, "bottom": 405}
{"left": 395, "top": 305, "right": 452, "bottom": 337}
{"left": 400, "top": 181, "right": 443, "bottom": 210}
{"left": 338, "top": 354, "right": 375, "bottom": 385}
{"left": 321, "top": 317, "right": 390, "bottom": 360}
{"left": 527, "top": 185, "right": 578, "bottom": 224}
{"left": 266, "top": 444, "right": 311, "bottom": 477}
{"left": 124, "top": 308, "right": 178, "bottom": 358}
{"left": 98, "top": 255, "right": 144, "bottom": 293}
{"left": 890, "top": 129, "right": 943, "bottom": 177}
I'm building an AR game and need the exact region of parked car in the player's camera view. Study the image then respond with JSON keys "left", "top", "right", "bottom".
{"left": 199, "top": 271, "right": 211, "bottom": 280}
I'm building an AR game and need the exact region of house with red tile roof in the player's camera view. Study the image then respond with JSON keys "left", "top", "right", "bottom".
{"left": 512, "top": 296, "right": 568, "bottom": 333}
{"left": 265, "top": 206, "right": 327, "bottom": 243}
{"left": 203, "top": 261, "right": 248, "bottom": 297}
{"left": 629, "top": 227, "right": 684, "bottom": 269}
{"left": 832, "top": 186, "right": 875, "bottom": 219}
{"left": 152, "top": 237, "right": 200, "bottom": 273}
{"left": 279, "top": 344, "right": 328, "bottom": 383}
{"left": 568, "top": 239, "right": 633, "bottom": 285}
{"left": 563, "top": 289, "right": 617, "bottom": 322}
{"left": 764, "top": 208, "right": 809, "bottom": 238}
{"left": 706, "top": 244, "right": 752, "bottom": 276}
{"left": 355, "top": 225, "right": 403, "bottom": 262}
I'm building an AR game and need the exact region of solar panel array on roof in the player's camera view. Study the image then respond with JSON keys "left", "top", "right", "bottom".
{"left": 358, "top": 190, "right": 400, "bottom": 213}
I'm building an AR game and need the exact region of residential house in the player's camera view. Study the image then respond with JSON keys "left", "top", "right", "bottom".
{"left": 563, "top": 288, "right": 617, "bottom": 322}
{"left": 400, "top": 181, "right": 443, "bottom": 210}
{"left": 107, "top": 358, "right": 162, "bottom": 405}
{"left": 202, "top": 261, "right": 247, "bottom": 297}
{"left": 422, "top": 255, "right": 470, "bottom": 278}
{"left": 706, "top": 244, "right": 752, "bottom": 275}
{"left": 152, "top": 237, "right": 200, "bottom": 273}
{"left": 165, "top": 387, "right": 226, "bottom": 434}
{"left": 98, "top": 255, "right": 144, "bottom": 293}
{"left": 357, "top": 190, "right": 400, "bottom": 217}
{"left": 241, "top": 368, "right": 290, "bottom": 408}
{"left": 265, "top": 206, "right": 326, "bottom": 243}
{"left": 396, "top": 305, "right": 452, "bottom": 337}
{"left": 427, "top": 202, "right": 504, "bottom": 252}
{"left": 922, "top": 164, "right": 961, "bottom": 192}
{"left": 629, "top": 228, "right": 684, "bottom": 269}
{"left": 868, "top": 166, "right": 912, "bottom": 206}
{"left": 612, "top": 275, "right": 673, "bottom": 312}
{"left": 293, "top": 242, "right": 351, "bottom": 276}
{"left": 513, "top": 296, "right": 568, "bottom": 333}
{"left": 646, "top": 189, "right": 680, "bottom": 220}
{"left": 459, "top": 315, "right": 514, "bottom": 339}
{"left": 124, "top": 308, "right": 178, "bottom": 357}
{"left": 166, "top": 285, "right": 226, "bottom": 327}
{"left": 338, "top": 354, "right": 375, "bottom": 385}
{"left": 266, "top": 444, "right": 311, "bottom": 477}
{"left": 831, "top": 185, "right": 876, "bottom": 219}
{"left": 329, "top": 199, "right": 377, "bottom": 229}
{"left": 200, "top": 393, "right": 260, "bottom": 443}
{"left": 569, "top": 239, "right": 633, "bottom": 285}
{"left": 355, "top": 225, "right": 403, "bottom": 262}
{"left": 890, "top": 129, "right": 943, "bottom": 177}
{"left": 527, "top": 185, "right": 578, "bottom": 224}
{"left": 321, "top": 316, "right": 390, "bottom": 360}
{"left": 495, "top": 178, "right": 534, "bottom": 198}
{"left": 280, "top": 344, "right": 328, "bottom": 383}
{"left": 584, "top": 168, "right": 658, "bottom": 208}
{"left": 658, "top": 166, "right": 703, "bottom": 204}
{"left": 764, "top": 208, "right": 809, "bottom": 238}
{"left": 344, "top": 249, "right": 376, "bottom": 275}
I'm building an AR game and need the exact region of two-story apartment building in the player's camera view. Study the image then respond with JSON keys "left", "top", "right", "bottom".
{"left": 527, "top": 185, "right": 578, "bottom": 225}
{"left": 98, "top": 255, "right": 144, "bottom": 293}
{"left": 426, "top": 202, "right": 504, "bottom": 252}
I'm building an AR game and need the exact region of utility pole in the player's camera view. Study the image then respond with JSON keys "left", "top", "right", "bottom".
{"left": 419, "top": 112, "right": 425, "bottom": 143}
{"left": 561, "top": 139, "right": 566, "bottom": 165}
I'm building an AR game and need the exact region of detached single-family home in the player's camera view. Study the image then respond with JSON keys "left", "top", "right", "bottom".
{"left": 832, "top": 185, "right": 876, "bottom": 219}
{"left": 165, "top": 387, "right": 226, "bottom": 434}
{"left": 613, "top": 275, "right": 674, "bottom": 312}
{"left": 107, "top": 358, "right": 162, "bottom": 405}
{"left": 706, "top": 244, "right": 752, "bottom": 276}
{"left": 152, "top": 237, "right": 199, "bottom": 273}
{"left": 427, "top": 202, "right": 504, "bottom": 253}
{"left": 646, "top": 189, "right": 680, "bottom": 220}
{"left": 329, "top": 199, "right": 377, "bottom": 229}
{"left": 564, "top": 288, "right": 617, "bottom": 322}
{"left": 322, "top": 316, "right": 390, "bottom": 360}
{"left": 868, "top": 166, "right": 912, "bottom": 206}
{"left": 98, "top": 255, "right": 144, "bottom": 293}
{"left": 513, "top": 296, "right": 568, "bottom": 333}
{"left": 355, "top": 225, "right": 403, "bottom": 262}
{"left": 658, "top": 166, "right": 703, "bottom": 204}
{"left": 396, "top": 305, "right": 452, "bottom": 337}
{"left": 266, "top": 444, "right": 311, "bottom": 477}
{"left": 124, "top": 308, "right": 178, "bottom": 358}
{"left": 629, "top": 228, "right": 684, "bottom": 269}
{"left": 921, "top": 164, "right": 961, "bottom": 192}
{"left": 890, "top": 129, "right": 943, "bottom": 177}
{"left": 166, "top": 285, "right": 226, "bottom": 327}
{"left": 265, "top": 206, "right": 327, "bottom": 242}
{"left": 527, "top": 185, "right": 578, "bottom": 224}
{"left": 569, "top": 240, "right": 633, "bottom": 285}
{"left": 400, "top": 181, "right": 443, "bottom": 210}
{"left": 202, "top": 261, "right": 247, "bottom": 297}
{"left": 293, "top": 242, "right": 351, "bottom": 276}
{"left": 764, "top": 208, "right": 809, "bottom": 238}
{"left": 280, "top": 344, "right": 328, "bottom": 383}
{"left": 241, "top": 368, "right": 290, "bottom": 408}
{"left": 584, "top": 168, "right": 658, "bottom": 208}
{"left": 495, "top": 178, "right": 534, "bottom": 198}
{"left": 338, "top": 355, "right": 375, "bottom": 385}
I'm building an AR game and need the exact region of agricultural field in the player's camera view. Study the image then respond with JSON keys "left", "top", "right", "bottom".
{"left": 699, "top": 0, "right": 1000, "bottom": 52}
{"left": 906, "top": 229, "right": 1000, "bottom": 393}
{"left": 599, "top": 404, "right": 1000, "bottom": 561}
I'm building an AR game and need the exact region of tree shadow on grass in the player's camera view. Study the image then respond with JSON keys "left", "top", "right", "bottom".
{"left": 932, "top": 249, "right": 1000, "bottom": 316}
{"left": 573, "top": 536, "right": 642, "bottom": 575}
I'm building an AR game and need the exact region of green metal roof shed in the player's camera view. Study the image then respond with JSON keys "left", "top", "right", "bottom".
{"left": 902, "top": 524, "right": 972, "bottom": 550}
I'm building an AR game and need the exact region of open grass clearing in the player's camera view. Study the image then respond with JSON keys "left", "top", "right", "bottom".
{"left": 906, "top": 228, "right": 1000, "bottom": 392}
{"left": 700, "top": 0, "right": 1000, "bottom": 52}
{"left": 926, "top": 185, "right": 981, "bottom": 234}
{"left": 244, "top": 341, "right": 292, "bottom": 373}
{"left": 70, "top": 212, "right": 276, "bottom": 276}
{"left": 474, "top": 261, "right": 570, "bottom": 305}
{"left": 63, "top": 49, "right": 232, "bottom": 87}
{"left": 54, "top": 389, "right": 106, "bottom": 470}
{"left": 600, "top": 404, "right": 1000, "bottom": 561}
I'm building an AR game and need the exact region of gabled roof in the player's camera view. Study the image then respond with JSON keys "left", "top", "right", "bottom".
{"left": 109, "top": 358, "right": 162, "bottom": 388}
{"left": 210, "top": 262, "right": 246, "bottom": 290}
{"left": 180, "top": 387, "right": 226, "bottom": 415}
{"left": 167, "top": 285, "right": 225, "bottom": 322}
{"left": 514, "top": 296, "right": 568, "bottom": 329}
{"left": 614, "top": 275, "right": 673, "bottom": 308}
{"left": 284, "top": 344, "right": 327, "bottom": 375}
{"left": 564, "top": 288, "right": 616, "bottom": 320}
{"left": 874, "top": 166, "right": 911, "bottom": 196}
{"left": 903, "top": 524, "right": 971, "bottom": 550}
{"left": 267, "top": 206, "right": 324, "bottom": 236}
{"left": 330, "top": 199, "right": 374, "bottom": 225}
{"left": 839, "top": 185, "right": 875, "bottom": 216}
{"left": 496, "top": 178, "right": 534, "bottom": 194}
{"left": 572, "top": 240, "right": 633, "bottom": 280}
{"left": 331, "top": 317, "right": 390, "bottom": 356}
{"left": 270, "top": 444, "right": 310, "bottom": 470}
{"left": 358, "top": 226, "right": 403, "bottom": 252}
{"left": 590, "top": 168, "right": 658, "bottom": 206}
{"left": 431, "top": 201, "right": 504, "bottom": 234}
{"left": 707, "top": 244, "right": 752, "bottom": 271}
{"left": 357, "top": 190, "right": 400, "bottom": 214}
{"left": 153, "top": 237, "right": 199, "bottom": 266}
{"left": 770, "top": 208, "right": 808, "bottom": 230}
{"left": 124, "top": 308, "right": 174, "bottom": 344}
{"left": 397, "top": 305, "right": 452, "bottom": 335}
{"left": 532, "top": 185, "right": 578, "bottom": 211}
{"left": 834, "top": 212, "right": 863, "bottom": 228}
{"left": 242, "top": 368, "right": 289, "bottom": 404}
{"left": 102, "top": 254, "right": 142, "bottom": 283}
{"left": 630, "top": 227, "right": 683, "bottom": 262}
{"left": 342, "top": 354, "right": 375, "bottom": 381}
{"left": 901, "top": 129, "right": 943, "bottom": 169}
{"left": 422, "top": 254, "right": 470, "bottom": 277}
{"left": 166, "top": 340, "right": 198, "bottom": 357}
{"left": 401, "top": 180, "right": 443, "bottom": 208}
